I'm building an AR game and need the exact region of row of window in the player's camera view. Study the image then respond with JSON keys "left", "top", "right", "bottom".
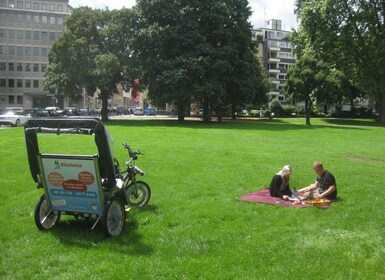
{"left": 0, "top": 77, "right": 41, "bottom": 88}
{"left": 1, "top": 29, "right": 61, "bottom": 41}
{"left": 0, "top": 45, "right": 48, "bottom": 56}
{"left": 0, "top": 0, "right": 64, "bottom": 12}
{"left": 0, "top": 94, "right": 23, "bottom": 105}
{"left": 0, "top": 12, "right": 64, "bottom": 25}
{"left": 0, "top": 61, "right": 47, "bottom": 72}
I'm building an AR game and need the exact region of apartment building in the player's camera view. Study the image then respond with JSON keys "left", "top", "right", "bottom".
{"left": 0, "top": 0, "right": 72, "bottom": 110}
{"left": 252, "top": 19, "right": 295, "bottom": 104}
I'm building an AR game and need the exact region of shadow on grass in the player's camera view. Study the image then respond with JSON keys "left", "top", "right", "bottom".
{"left": 48, "top": 211, "right": 155, "bottom": 256}
{"left": 323, "top": 118, "right": 385, "bottom": 128}
{"left": 104, "top": 118, "right": 372, "bottom": 131}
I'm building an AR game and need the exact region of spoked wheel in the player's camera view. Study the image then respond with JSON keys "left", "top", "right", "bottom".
{"left": 34, "top": 195, "right": 60, "bottom": 230}
{"left": 102, "top": 198, "right": 126, "bottom": 237}
{"left": 125, "top": 180, "right": 151, "bottom": 207}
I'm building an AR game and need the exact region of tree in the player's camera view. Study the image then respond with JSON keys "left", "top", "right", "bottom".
{"left": 285, "top": 54, "right": 340, "bottom": 125}
{"left": 44, "top": 7, "right": 139, "bottom": 121}
{"left": 294, "top": 0, "right": 385, "bottom": 123}
{"left": 134, "top": 0, "right": 268, "bottom": 121}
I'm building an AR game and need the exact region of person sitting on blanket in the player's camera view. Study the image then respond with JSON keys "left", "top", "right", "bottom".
{"left": 297, "top": 161, "right": 337, "bottom": 200}
{"left": 269, "top": 165, "right": 293, "bottom": 200}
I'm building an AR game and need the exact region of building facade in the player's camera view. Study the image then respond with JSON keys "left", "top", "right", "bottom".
{"left": 0, "top": 0, "right": 72, "bottom": 110}
{"left": 252, "top": 19, "right": 296, "bottom": 104}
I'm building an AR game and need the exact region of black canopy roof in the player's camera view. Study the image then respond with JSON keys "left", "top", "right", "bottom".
{"left": 24, "top": 118, "right": 116, "bottom": 190}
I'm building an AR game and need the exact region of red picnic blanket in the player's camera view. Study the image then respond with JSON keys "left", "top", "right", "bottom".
{"left": 238, "top": 188, "right": 331, "bottom": 208}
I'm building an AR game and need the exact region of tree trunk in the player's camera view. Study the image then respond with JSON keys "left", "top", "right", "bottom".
{"left": 305, "top": 98, "right": 312, "bottom": 126}
{"left": 177, "top": 100, "right": 185, "bottom": 121}
{"left": 231, "top": 103, "right": 236, "bottom": 120}
{"left": 376, "top": 89, "right": 385, "bottom": 123}
{"left": 203, "top": 98, "right": 210, "bottom": 123}
{"left": 101, "top": 94, "right": 109, "bottom": 121}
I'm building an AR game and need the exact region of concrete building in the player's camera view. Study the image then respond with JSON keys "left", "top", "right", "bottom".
{"left": 0, "top": 0, "right": 72, "bottom": 110}
{"left": 252, "top": 19, "right": 296, "bottom": 104}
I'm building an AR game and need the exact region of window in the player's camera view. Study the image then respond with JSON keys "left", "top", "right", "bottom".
{"left": 25, "top": 30, "right": 31, "bottom": 40}
{"left": 58, "top": 17, "right": 64, "bottom": 26}
{"left": 33, "top": 47, "right": 39, "bottom": 56}
{"left": 17, "top": 1, "right": 23, "bottom": 9}
{"left": 41, "top": 31, "right": 47, "bottom": 41}
{"left": 9, "top": 13, "right": 15, "bottom": 22}
{"left": 49, "top": 32, "right": 55, "bottom": 41}
{"left": 8, "top": 29, "right": 15, "bottom": 39}
{"left": 16, "top": 46, "right": 23, "bottom": 55}
{"left": 9, "top": 62, "right": 15, "bottom": 71}
{"left": 8, "top": 46, "right": 15, "bottom": 55}
{"left": 49, "top": 4, "right": 55, "bottom": 11}
{"left": 33, "top": 31, "right": 39, "bottom": 40}
{"left": 57, "top": 4, "right": 63, "bottom": 12}
{"left": 41, "top": 47, "right": 47, "bottom": 57}
{"left": 33, "top": 15, "right": 39, "bottom": 24}
{"left": 0, "top": 28, "right": 5, "bottom": 38}
{"left": 25, "top": 47, "right": 31, "bottom": 56}
{"left": 25, "top": 14, "right": 31, "bottom": 23}
{"left": 25, "top": 63, "right": 31, "bottom": 71}
{"left": 33, "top": 2, "right": 39, "bottom": 10}
{"left": 0, "top": 79, "right": 5, "bottom": 87}
{"left": 41, "top": 3, "right": 47, "bottom": 10}
{"left": 9, "top": 79, "right": 15, "bottom": 88}
{"left": 17, "top": 62, "right": 22, "bottom": 71}
{"left": 17, "top": 13, "right": 23, "bottom": 22}
{"left": 0, "top": 0, "right": 5, "bottom": 8}
{"left": 17, "top": 95, "right": 23, "bottom": 104}
{"left": 0, "top": 45, "right": 5, "bottom": 55}
{"left": 25, "top": 2, "right": 31, "bottom": 9}
{"left": 17, "top": 79, "right": 23, "bottom": 88}
{"left": 33, "top": 63, "right": 39, "bottom": 72}
{"left": 42, "top": 15, "right": 47, "bottom": 24}
{"left": 9, "top": 0, "right": 15, "bottom": 8}
{"left": 0, "top": 12, "right": 7, "bottom": 22}
{"left": 17, "top": 30, "right": 23, "bottom": 39}
{"left": 25, "top": 79, "right": 31, "bottom": 88}
{"left": 41, "top": 63, "right": 47, "bottom": 72}
{"left": 33, "top": 79, "right": 39, "bottom": 88}
{"left": 9, "top": 95, "right": 15, "bottom": 104}
{"left": 0, "top": 62, "right": 5, "bottom": 71}
{"left": 49, "top": 16, "right": 55, "bottom": 24}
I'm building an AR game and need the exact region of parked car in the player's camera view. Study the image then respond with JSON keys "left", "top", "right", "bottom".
{"left": 134, "top": 108, "right": 144, "bottom": 115}
{"left": 61, "top": 107, "right": 81, "bottom": 116}
{"left": 0, "top": 108, "right": 30, "bottom": 126}
{"left": 144, "top": 107, "right": 156, "bottom": 115}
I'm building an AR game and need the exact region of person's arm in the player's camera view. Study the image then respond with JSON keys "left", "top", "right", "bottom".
{"left": 316, "top": 185, "right": 336, "bottom": 199}
{"left": 298, "top": 181, "right": 318, "bottom": 193}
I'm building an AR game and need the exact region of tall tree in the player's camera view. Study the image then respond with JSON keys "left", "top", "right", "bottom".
{"left": 294, "top": 0, "right": 385, "bottom": 123}
{"left": 134, "top": 0, "right": 267, "bottom": 121}
{"left": 285, "top": 54, "right": 340, "bottom": 125}
{"left": 44, "top": 7, "right": 138, "bottom": 120}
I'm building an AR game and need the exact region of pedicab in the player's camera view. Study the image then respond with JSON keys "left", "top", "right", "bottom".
{"left": 25, "top": 117, "right": 149, "bottom": 237}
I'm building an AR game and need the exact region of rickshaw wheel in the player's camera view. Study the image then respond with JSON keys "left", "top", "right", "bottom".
{"left": 34, "top": 195, "right": 60, "bottom": 230}
{"left": 102, "top": 198, "right": 126, "bottom": 237}
{"left": 125, "top": 180, "right": 151, "bottom": 207}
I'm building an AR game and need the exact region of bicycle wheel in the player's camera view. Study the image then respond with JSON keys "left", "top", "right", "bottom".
{"left": 102, "top": 198, "right": 126, "bottom": 237}
{"left": 34, "top": 195, "right": 60, "bottom": 230}
{"left": 125, "top": 180, "right": 151, "bottom": 207}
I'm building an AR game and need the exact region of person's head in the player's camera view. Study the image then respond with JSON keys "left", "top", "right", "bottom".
{"left": 312, "top": 161, "right": 324, "bottom": 176}
{"left": 281, "top": 165, "right": 292, "bottom": 177}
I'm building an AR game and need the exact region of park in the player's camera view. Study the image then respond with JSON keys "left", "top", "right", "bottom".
{"left": 0, "top": 117, "right": 384, "bottom": 279}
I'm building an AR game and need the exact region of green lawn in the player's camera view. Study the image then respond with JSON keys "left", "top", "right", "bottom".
{"left": 0, "top": 118, "right": 384, "bottom": 279}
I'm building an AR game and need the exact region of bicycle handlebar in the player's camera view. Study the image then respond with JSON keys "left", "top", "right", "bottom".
{"left": 122, "top": 143, "right": 144, "bottom": 158}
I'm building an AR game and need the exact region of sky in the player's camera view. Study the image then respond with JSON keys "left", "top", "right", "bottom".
{"left": 68, "top": 0, "right": 298, "bottom": 31}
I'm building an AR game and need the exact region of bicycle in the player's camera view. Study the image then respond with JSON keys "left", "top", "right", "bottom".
{"left": 114, "top": 143, "right": 151, "bottom": 207}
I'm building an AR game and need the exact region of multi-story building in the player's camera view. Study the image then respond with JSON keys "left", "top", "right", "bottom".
{"left": 252, "top": 19, "right": 295, "bottom": 104}
{"left": 0, "top": 0, "right": 72, "bottom": 110}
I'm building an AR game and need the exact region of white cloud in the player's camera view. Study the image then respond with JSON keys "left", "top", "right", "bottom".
{"left": 69, "top": 0, "right": 298, "bottom": 30}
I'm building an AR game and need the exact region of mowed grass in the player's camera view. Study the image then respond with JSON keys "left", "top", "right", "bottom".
{"left": 0, "top": 118, "right": 384, "bottom": 279}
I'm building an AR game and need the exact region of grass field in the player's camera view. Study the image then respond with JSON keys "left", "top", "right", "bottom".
{"left": 0, "top": 118, "right": 384, "bottom": 279}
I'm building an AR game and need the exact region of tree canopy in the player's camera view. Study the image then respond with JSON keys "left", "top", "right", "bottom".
{"left": 293, "top": 0, "right": 385, "bottom": 123}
